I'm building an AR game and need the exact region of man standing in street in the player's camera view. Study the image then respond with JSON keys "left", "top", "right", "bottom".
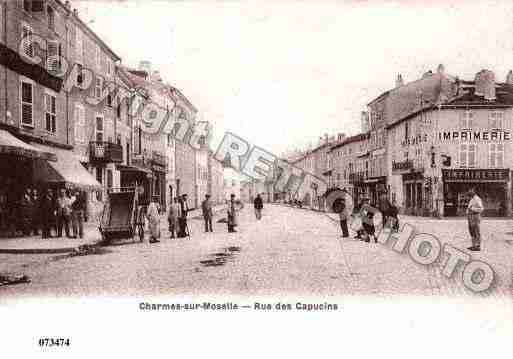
{"left": 467, "top": 188, "right": 484, "bottom": 251}
{"left": 227, "top": 194, "right": 238, "bottom": 233}
{"left": 71, "top": 191, "right": 85, "bottom": 239}
{"left": 178, "top": 194, "right": 190, "bottom": 238}
{"left": 253, "top": 193, "right": 263, "bottom": 220}
{"left": 168, "top": 197, "right": 179, "bottom": 239}
{"left": 338, "top": 188, "right": 353, "bottom": 238}
{"left": 201, "top": 194, "right": 213, "bottom": 232}
{"left": 56, "top": 189, "right": 72, "bottom": 238}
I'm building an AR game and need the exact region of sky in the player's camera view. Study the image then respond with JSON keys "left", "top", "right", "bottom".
{"left": 75, "top": 0, "right": 513, "bottom": 157}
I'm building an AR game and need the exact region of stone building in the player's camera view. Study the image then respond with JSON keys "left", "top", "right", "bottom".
{"left": 0, "top": 0, "right": 103, "bottom": 228}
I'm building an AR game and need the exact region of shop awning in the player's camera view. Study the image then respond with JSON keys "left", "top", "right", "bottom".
{"left": 32, "top": 144, "right": 101, "bottom": 191}
{"left": 0, "top": 130, "right": 56, "bottom": 161}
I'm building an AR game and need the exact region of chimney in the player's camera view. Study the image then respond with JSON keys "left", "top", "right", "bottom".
{"left": 506, "top": 70, "right": 513, "bottom": 85}
{"left": 361, "top": 111, "right": 370, "bottom": 132}
{"left": 65, "top": 1, "right": 71, "bottom": 10}
{"left": 475, "top": 69, "right": 496, "bottom": 100}
{"left": 73, "top": 8, "right": 78, "bottom": 16}
{"left": 437, "top": 64, "right": 445, "bottom": 74}
{"left": 139, "top": 60, "right": 152, "bottom": 75}
{"left": 324, "top": 133, "right": 329, "bottom": 144}
{"left": 395, "top": 74, "right": 403, "bottom": 88}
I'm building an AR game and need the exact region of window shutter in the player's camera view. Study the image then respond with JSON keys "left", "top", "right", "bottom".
{"left": 47, "top": 41, "right": 59, "bottom": 72}
{"left": 21, "top": 24, "right": 34, "bottom": 58}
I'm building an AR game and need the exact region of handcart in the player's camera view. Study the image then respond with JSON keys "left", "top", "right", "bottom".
{"left": 99, "top": 187, "right": 145, "bottom": 244}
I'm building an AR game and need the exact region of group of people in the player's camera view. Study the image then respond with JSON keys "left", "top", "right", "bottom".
{"left": 337, "top": 187, "right": 485, "bottom": 252}
{"left": 2, "top": 187, "right": 87, "bottom": 239}
{"left": 338, "top": 189, "right": 400, "bottom": 243}
{"left": 145, "top": 194, "right": 192, "bottom": 244}
{"left": 145, "top": 192, "right": 248, "bottom": 243}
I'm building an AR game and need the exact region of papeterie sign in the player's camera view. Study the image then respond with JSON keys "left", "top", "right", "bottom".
{"left": 442, "top": 169, "right": 510, "bottom": 182}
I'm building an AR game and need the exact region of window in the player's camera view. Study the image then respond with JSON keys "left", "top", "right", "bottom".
{"left": 23, "top": 0, "right": 31, "bottom": 12}
{"left": 76, "top": 64, "right": 84, "bottom": 86}
{"left": 116, "top": 103, "right": 121, "bottom": 119}
{"left": 24, "top": 0, "right": 44, "bottom": 12}
{"left": 107, "top": 60, "right": 112, "bottom": 76}
{"left": 107, "top": 94, "right": 112, "bottom": 107}
{"left": 95, "top": 115, "right": 104, "bottom": 142}
{"left": 96, "top": 169, "right": 103, "bottom": 201}
{"left": 46, "top": 40, "right": 60, "bottom": 73}
{"left": 404, "top": 122, "right": 409, "bottom": 142}
{"left": 94, "top": 76, "right": 103, "bottom": 99}
{"left": 116, "top": 134, "right": 121, "bottom": 146}
{"left": 95, "top": 46, "right": 101, "bottom": 70}
{"left": 74, "top": 104, "right": 86, "bottom": 143}
{"left": 21, "top": 22, "right": 34, "bottom": 58}
{"left": 460, "top": 110, "right": 473, "bottom": 129}
{"left": 489, "top": 143, "right": 504, "bottom": 168}
{"left": 47, "top": 6, "right": 54, "bottom": 30}
{"left": 459, "top": 143, "right": 477, "bottom": 168}
{"left": 20, "top": 79, "right": 34, "bottom": 126}
{"left": 107, "top": 169, "right": 113, "bottom": 188}
{"left": 489, "top": 111, "right": 503, "bottom": 130}
{"left": 44, "top": 91, "right": 56, "bottom": 133}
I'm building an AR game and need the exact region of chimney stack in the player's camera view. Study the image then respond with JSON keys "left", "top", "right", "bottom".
{"left": 65, "top": 1, "right": 71, "bottom": 10}
{"left": 506, "top": 70, "right": 513, "bottom": 85}
{"left": 361, "top": 111, "right": 370, "bottom": 132}
{"left": 73, "top": 8, "right": 78, "bottom": 16}
{"left": 395, "top": 74, "right": 403, "bottom": 88}
{"left": 437, "top": 64, "right": 445, "bottom": 74}
{"left": 475, "top": 69, "right": 496, "bottom": 100}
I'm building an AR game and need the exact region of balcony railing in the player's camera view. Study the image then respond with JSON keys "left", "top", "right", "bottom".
{"left": 89, "top": 141, "right": 123, "bottom": 163}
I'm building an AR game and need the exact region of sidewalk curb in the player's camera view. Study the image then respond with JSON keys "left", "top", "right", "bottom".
{"left": 0, "top": 243, "right": 96, "bottom": 255}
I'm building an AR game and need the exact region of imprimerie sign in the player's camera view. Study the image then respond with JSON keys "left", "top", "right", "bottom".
{"left": 437, "top": 130, "right": 511, "bottom": 141}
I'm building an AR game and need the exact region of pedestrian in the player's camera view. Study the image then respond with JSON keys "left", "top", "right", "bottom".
{"left": 146, "top": 198, "right": 161, "bottom": 243}
{"left": 467, "top": 187, "right": 484, "bottom": 251}
{"left": 379, "top": 195, "right": 391, "bottom": 230}
{"left": 56, "top": 189, "right": 72, "bottom": 238}
{"left": 389, "top": 199, "right": 400, "bottom": 232}
{"left": 201, "top": 194, "right": 214, "bottom": 232}
{"left": 227, "top": 194, "right": 238, "bottom": 233}
{"left": 39, "top": 188, "right": 53, "bottom": 239}
{"left": 339, "top": 188, "right": 353, "bottom": 238}
{"left": 71, "top": 191, "right": 85, "bottom": 239}
{"left": 168, "top": 197, "right": 179, "bottom": 239}
{"left": 177, "top": 194, "right": 190, "bottom": 238}
{"left": 360, "top": 197, "right": 379, "bottom": 243}
{"left": 30, "top": 188, "right": 40, "bottom": 236}
{"left": 253, "top": 193, "right": 263, "bottom": 220}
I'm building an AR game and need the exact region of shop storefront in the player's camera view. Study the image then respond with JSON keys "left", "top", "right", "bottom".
{"left": 402, "top": 171, "right": 426, "bottom": 216}
{"left": 364, "top": 176, "right": 387, "bottom": 207}
{"left": 442, "top": 169, "right": 511, "bottom": 217}
{"left": 0, "top": 130, "right": 56, "bottom": 237}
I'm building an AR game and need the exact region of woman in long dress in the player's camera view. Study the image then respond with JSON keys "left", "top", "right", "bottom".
{"left": 146, "top": 198, "right": 161, "bottom": 243}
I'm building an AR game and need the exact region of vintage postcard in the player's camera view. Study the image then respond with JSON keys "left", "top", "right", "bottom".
{"left": 1, "top": 0, "right": 512, "bottom": 357}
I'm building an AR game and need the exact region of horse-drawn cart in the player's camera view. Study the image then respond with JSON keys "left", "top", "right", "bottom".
{"left": 99, "top": 188, "right": 146, "bottom": 244}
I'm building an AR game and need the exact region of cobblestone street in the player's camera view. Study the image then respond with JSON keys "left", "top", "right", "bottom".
{"left": 1, "top": 205, "right": 512, "bottom": 299}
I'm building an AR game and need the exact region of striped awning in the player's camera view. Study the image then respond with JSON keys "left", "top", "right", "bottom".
{"left": 0, "top": 129, "right": 56, "bottom": 161}
{"left": 32, "top": 144, "right": 101, "bottom": 191}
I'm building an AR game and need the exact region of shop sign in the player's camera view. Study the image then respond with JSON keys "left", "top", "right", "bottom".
{"left": 392, "top": 159, "right": 413, "bottom": 172}
{"left": 442, "top": 169, "right": 510, "bottom": 182}
{"left": 437, "top": 131, "right": 511, "bottom": 141}
{"left": 401, "top": 134, "right": 428, "bottom": 147}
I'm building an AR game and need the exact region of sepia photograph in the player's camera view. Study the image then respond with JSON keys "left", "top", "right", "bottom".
{"left": 1, "top": 0, "right": 513, "bottom": 357}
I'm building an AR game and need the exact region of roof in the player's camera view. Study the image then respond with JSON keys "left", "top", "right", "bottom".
{"left": 55, "top": 1, "right": 122, "bottom": 61}
{"left": 330, "top": 132, "right": 369, "bottom": 151}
